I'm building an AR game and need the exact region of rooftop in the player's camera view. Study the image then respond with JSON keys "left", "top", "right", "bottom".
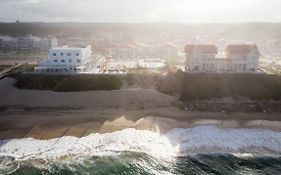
{"left": 225, "top": 44, "right": 259, "bottom": 54}
{"left": 185, "top": 44, "right": 218, "bottom": 54}
{"left": 52, "top": 45, "right": 91, "bottom": 50}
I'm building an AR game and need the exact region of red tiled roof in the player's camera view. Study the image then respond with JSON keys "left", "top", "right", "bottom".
{"left": 225, "top": 44, "right": 258, "bottom": 54}
{"left": 185, "top": 44, "right": 218, "bottom": 54}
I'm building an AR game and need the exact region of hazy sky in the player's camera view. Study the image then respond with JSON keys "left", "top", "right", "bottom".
{"left": 0, "top": 0, "right": 280, "bottom": 23}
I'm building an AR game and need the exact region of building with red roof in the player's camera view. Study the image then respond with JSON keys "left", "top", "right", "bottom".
{"left": 185, "top": 44, "right": 260, "bottom": 73}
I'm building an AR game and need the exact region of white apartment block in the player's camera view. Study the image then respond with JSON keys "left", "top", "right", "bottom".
{"left": 35, "top": 45, "right": 93, "bottom": 73}
{"left": 185, "top": 44, "right": 260, "bottom": 73}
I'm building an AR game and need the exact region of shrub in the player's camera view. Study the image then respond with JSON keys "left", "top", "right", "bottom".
{"left": 12, "top": 74, "right": 123, "bottom": 92}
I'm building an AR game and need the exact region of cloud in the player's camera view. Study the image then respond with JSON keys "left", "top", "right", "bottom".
{"left": 0, "top": 0, "right": 280, "bottom": 23}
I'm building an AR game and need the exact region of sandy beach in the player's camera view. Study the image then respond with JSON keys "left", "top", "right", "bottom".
{"left": 1, "top": 77, "right": 281, "bottom": 140}
{"left": 1, "top": 107, "right": 281, "bottom": 140}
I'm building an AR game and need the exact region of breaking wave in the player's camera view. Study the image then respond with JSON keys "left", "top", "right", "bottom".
{"left": 1, "top": 126, "right": 281, "bottom": 160}
{"left": 1, "top": 126, "right": 281, "bottom": 174}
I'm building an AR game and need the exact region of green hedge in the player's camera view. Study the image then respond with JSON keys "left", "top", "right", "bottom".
{"left": 12, "top": 74, "right": 123, "bottom": 92}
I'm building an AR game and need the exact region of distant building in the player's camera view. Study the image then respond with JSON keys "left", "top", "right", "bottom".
{"left": 108, "top": 42, "right": 136, "bottom": 59}
{"left": 17, "top": 35, "right": 34, "bottom": 52}
{"left": 0, "top": 36, "right": 17, "bottom": 51}
{"left": 185, "top": 44, "right": 260, "bottom": 73}
{"left": 138, "top": 58, "right": 167, "bottom": 69}
{"left": 35, "top": 45, "right": 93, "bottom": 73}
{"left": 159, "top": 43, "right": 179, "bottom": 58}
{"left": 17, "top": 34, "right": 58, "bottom": 52}
{"left": 0, "top": 34, "right": 57, "bottom": 53}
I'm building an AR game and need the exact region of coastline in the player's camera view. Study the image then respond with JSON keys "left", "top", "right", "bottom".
{"left": 1, "top": 107, "right": 281, "bottom": 140}
{"left": 0, "top": 77, "right": 281, "bottom": 140}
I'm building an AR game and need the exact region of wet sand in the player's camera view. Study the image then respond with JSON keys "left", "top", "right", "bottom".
{"left": 1, "top": 107, "right": 281, "bottom": 140}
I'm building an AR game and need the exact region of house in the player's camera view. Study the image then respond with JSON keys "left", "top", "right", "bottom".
{"left": 185, "top": 44, "right": 260, "bottom": 73}
{"left": 34, "top": 45, "right": 93, "bottom": 73}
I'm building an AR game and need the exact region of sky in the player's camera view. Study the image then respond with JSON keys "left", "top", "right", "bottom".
{"left": 0, "top": 0, "right": 280, "bottom": 23}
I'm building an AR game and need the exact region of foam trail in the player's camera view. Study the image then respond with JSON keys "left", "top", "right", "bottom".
{"left": 0, "top": 126, "right": 281, "bottom": 163}
{"left": 166, "top": 126, "right": 281, "bottom": 155}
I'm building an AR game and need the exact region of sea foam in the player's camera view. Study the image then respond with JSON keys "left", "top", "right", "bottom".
{"left": 0, "top": 126, "right": 281, "bottom": 162}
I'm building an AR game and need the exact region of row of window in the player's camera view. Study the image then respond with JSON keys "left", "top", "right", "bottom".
{"left": 201, "top": 63, "right": 247, "bottom": 71}
{"left": 36, "top": 67, "right": 86, "bottom": 73}
{"left": 53, "top": 59, "right": 81, "bottom": 63}
{"left": 52, "top": 53, "right": 80, "bottom": 56}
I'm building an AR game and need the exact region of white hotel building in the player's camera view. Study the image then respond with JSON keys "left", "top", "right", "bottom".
{"left": 185, "top": 44, "right": 260, "bottom": 73}
{"left": 35, "top": 45, "right": 93, "bottom": 73}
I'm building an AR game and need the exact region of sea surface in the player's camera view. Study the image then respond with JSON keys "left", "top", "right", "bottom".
{"left": 1, "top": 126, "right": 281, "bottom": 175}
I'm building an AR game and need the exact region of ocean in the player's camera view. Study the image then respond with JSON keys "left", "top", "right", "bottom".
{"left": 1, "top": 126, "right": 281, "bottom": 175}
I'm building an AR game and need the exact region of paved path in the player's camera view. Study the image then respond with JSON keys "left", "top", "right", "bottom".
{"left": 0, "top": 63, "right": 22, "bottom": 79}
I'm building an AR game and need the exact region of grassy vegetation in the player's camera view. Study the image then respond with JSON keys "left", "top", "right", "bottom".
{"left": 7, "top": 63, "right": 35, "bottom": 75}
{"left": 157, "top": 71, "right": 281, "bottom": 101}
{"left": 0, "top": 65, "right": 13, "bottom": 72}
{"left": 126, "top": 74, "right": 136, "bottom": 86}
{"left": 11, "top": 74, "right": 123, "bottom": 92}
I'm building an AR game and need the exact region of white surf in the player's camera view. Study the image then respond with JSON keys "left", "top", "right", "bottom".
{"left": 0, "top": 126, "right": 281, "bottom": 163}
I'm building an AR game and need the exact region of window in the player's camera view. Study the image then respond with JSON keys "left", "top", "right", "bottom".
{"left": 67, "top": 53, "right": 71, "bottom": 56}
{"left": 54, "top": 59, "right": 58, "bottom": 63}
{"left": 76, "top": 53, "right": 79, "bottom": 56}
{"left": 77, "top": 59, "right": 81, "bottom": 63}
{"left": 61, "top": 52, "right": 64, "bottom": 56}
{"left": 69, "top": 59, "right": 72, "bottom": 63}
{"left": 61, "top": 59, "right": 65, "bottom": 63}
{"left": 52, "top": 53, "right": 57, "bottom": 56}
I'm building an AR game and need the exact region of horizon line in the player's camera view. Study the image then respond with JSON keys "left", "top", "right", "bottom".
{"left": 0, "top": 21, "right": 281, "bottom": 25}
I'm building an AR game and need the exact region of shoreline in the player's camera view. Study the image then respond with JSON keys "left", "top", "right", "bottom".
{"left": 1, "top": 107, "right": 281, "bottom": 140}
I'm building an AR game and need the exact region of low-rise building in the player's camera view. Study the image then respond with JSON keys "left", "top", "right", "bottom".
{"left": 35, "top": 45, "right": 93, "bottom": 73}
{"left": 138, "top": 58, "right": 167, "bottom": 69}
{"left": 185, "top": 44, "right": 260, "bottom": 73}
{"left": 17, "top": 34, "right": 58, "bottom": 52}
{"left": 0, "top": 36, "right": 17, "bottom": 51}
{"left": 0, "top": 34, "right": 57, "bottom": 53}
{"left": 108, "top": 42, "right": 136, "bottom": 59}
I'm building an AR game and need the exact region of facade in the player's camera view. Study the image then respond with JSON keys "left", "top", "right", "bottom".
{"left": 185, "top": 44, "right": 260, "bottom": 73}
{"left": 17, "top": 35, "right": 34, "bottom": 52}
{"left": 108, "top": 42, "right": 136, "bottom": 59}
{"left": 0, "top": 36, "right": 17, "bottom": 51}
{"left": 0, "top": 34, "right": 57, "bottom": 53}
{"left": 138, "top": 58, "right": 167, "bottom": 69}
{"left": 17, "top": 34, "right": 58, "bottom": 52}
{"left": 35, "top": 45, "right": 93, "bottom": 73}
